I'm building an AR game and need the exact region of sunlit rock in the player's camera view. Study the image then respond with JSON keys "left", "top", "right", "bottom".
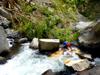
{"left": 75, "top": 21, "right": 93, "bottom": 31}
{"left": 39, "top": 39, "right": 60, "bottom": 51}
{"left": 79, "top": 20, "right": 100, "bottom": 45}
{"left": 30, "top": 38, "right": 39, "bottom": 49}
{"left": 65, "top": 59, "right": 90, "bottom": 71}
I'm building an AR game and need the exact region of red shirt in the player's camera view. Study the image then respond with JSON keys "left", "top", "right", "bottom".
{"left": 66, "top": 42, "right": 71, "bottom": 47}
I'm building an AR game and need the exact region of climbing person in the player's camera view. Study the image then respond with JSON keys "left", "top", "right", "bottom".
{"left": 63, "top": 41, "right": 72, "bottom": 50}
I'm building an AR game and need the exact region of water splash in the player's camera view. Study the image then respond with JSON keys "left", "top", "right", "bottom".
{"left": 0, "top": 43, "right": 64, "bottom": 75}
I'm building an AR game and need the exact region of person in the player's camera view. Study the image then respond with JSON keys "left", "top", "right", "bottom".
{"left": 63, "top": 41, "right": 72, "bottom": 51}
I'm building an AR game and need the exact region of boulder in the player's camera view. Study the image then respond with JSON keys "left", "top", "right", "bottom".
{"left": 65, "top": 59, "right": 90, "bottom": 71}
{"left": 77, "top": 65, "right": 100, "bottom": 75}
{"left": 0, "top": 15, "right": 10, "bottom": 29}
{"left": 42, "top": 69, "right": 55, "bottom": 75}
{"left": 39, "top": 39, "right": 60, "bottom": 51}
{"left": 78, "top": 20, "right": 100, "bottom": 45}
{"left": 74, "top": 21, "right": 93, "bottom": 31}
{"left": 30, "top": 38, "right": 39, "bottom": 49}
{"left": 18, "top": 38, "right": 28, "bottom": 43}
{"left": 94, "top": 58, "right": 100, "bottom": 66}
{"left": 5, "top": 28, "right": 20, "bottom": 39}
{"left": 0, "top": 26, "right": 9, "bottom": 53}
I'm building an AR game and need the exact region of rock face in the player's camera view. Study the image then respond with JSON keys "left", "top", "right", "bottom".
{"left": 39, "top": 39, "right": 60, "bottom": 51}
{"left": 78, "top": 20, "right": 100, "bottom": 45}
{"left": 0, "top": 26, "right": 9, "bottom": 53}
{"left": 30, "top": 38, "right": 39, "bottom": 49}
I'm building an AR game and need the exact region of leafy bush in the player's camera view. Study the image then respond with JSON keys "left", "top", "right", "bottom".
{"left": 34, "top": 20, "right": 47, "bottom": 38}
{"left": 17, "top": 16, "right": 34, "bottom": 39}
{"left": 50, "top": 27, "right": 79, "bottom": 42}
{"left": 21, "top": 1, "right": 37, "bottom": 14}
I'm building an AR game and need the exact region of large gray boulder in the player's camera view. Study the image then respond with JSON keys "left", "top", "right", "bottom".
{"left": 0, "top": 26, "right": 9, "bottom": 53}
{"left": 39, "top": 39, "right": 60, "bottom": 51}
{"left": 78, "top": 20, "right": 100, "bottom": 45}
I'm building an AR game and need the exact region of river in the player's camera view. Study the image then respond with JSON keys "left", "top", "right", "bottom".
{"left": 0, "top": 43, "right": 65, "bottom": 75}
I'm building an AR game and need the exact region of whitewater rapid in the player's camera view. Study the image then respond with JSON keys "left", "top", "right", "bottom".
{"left": 0, "top": 43, "right": 64, "bottom": 75}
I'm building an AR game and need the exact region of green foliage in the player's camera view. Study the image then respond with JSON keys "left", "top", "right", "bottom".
{"left": 21, "top": 1, "right": 37, "bottom": 14}
{"left": 49, "top": 27, "right": 79, "bottom": 42}
{"left": 39, "top": 7, "right": 54, "bottom": 16}
{"left": 15, "top": 0, "right": 80, "bottom": 41}
{"left": 17, "top": 16, "right": 34, "bottom": 39}
{"left": 34, "top": 20, "right": 47, "bottom": 38}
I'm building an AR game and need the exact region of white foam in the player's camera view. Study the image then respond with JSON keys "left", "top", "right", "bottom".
{"left": 0, "top": 43, "right": 64, "bottom": 75}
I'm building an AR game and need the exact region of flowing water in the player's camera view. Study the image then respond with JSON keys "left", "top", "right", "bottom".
{"left": 0, "top": 43, "right": 65, "bottom": 75}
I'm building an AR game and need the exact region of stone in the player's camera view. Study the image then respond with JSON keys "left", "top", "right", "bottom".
{"left": 78, "top": 20, "right": 100, "bottom": 45}
{"left": 0, "top": 26, "right": 9, "bottom": 53}
{"left": 77, "top": 65, "right": 100, "bottom": 75}
{"left": 42, "top": 69, "right": 55, "bottom": 75}
{"left": 0, "top": 7, "right": 11, "bottom": 19}
{"left": 65, "top": 59, "right": 90, "bottom": 71}
{"left": 72, "top": 59, "right": 90, "bottom": 71}
{"left": 74, "top": 21, "right": 93, "bottom": 31}
{"left": 39, "top": 39, "right": 60, "bottom": 51}
{"left": 30, "top": 38, "right": 39, "bottom": 49}
{"left": 0, "top": 15, "right": 10, "bottom": 29}
{"left": 5, "top": 28, "right": 20, "bottom": 39}
{"left": 18, "top": 38, "right": 28, "bottom": 43}
{"left": 94, "top": 58, "right": 100, "bottom": 66}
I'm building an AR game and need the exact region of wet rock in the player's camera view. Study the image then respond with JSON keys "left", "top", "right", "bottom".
{"left": 77, "top": 53, "right": 92, "bottom": 60}
{"left": 0, "top": 7, "right": 11, "bottom": 19}
{"left": 65, "top": 59, "right": 90, "bottom": 71}
{"left": 5, "top": 28, "right": 20, "bottom": 39}
{"left": 39, "top": 39, "right": 60, "bottom": 51}
{"left": 0, "top": 26, "right": 9, "bottom": 53}
{"left": 94, "top": 58, "right": 100, "bottom": 66}
{"left": 77, "top": 65, "right": 100, "bottom": 75}
{"left": 30, "top": 38, "right": 39, "bottom": 49}
{"left": 0, "top": 16, "right": 10, "bottom": 29}
{"left": 7, "top": 38, "right": 14, "bottom": 47}
{"left": 0, "top": 56, "right": 6, "bottom": 64}
{"left": 18, "top": 38, "right": 28, "bottom": 43}
{"left": 42, "top": 69, "right": 55, "bottom": 75}
{"left": 72, "top": 59, "right": 90, "bottom": 71}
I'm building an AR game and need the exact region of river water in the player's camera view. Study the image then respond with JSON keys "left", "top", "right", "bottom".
{"left": 0, "top": 43, "right": 65, "bottom": 75}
